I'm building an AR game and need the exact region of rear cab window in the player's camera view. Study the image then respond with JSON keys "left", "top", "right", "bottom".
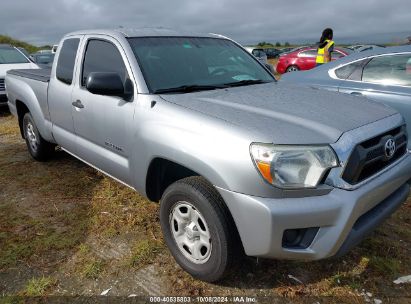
{"left": 56, "top": 38, "right": 80, "bottom": 85}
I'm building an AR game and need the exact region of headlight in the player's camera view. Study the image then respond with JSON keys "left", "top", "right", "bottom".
{"left": 250, "top": 143, "right": 338, "bottom": 189}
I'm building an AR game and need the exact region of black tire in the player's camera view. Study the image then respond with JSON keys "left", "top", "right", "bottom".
{"left": 22, "top": 112, "right": 54, "bottom": 161}
{"left": 160, "top": 176, "right": 240, "bottom": 282}
{"left": 286, "top": 65, "right": 300, "bottom": 73}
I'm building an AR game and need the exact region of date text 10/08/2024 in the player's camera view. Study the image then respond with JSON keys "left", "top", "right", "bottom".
{"left": 149, "top": 296, "right": 257, "bottom": 303}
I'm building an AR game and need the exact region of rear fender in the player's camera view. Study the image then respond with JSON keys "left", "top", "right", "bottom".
{"left": 6, "top": 75, "right": 54, "bottom": 142}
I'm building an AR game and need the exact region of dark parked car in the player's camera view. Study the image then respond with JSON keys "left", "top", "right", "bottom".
{"left": 30, "top": 53, "right": 55, "bottom": 68}
{"left": 263, "top": 47, "right": 281, "bottom": 59}
{"left": 275, "top": 46, "right": 351, "bottom": 74}
{"left": 281, "top": 45, "right": 411, "bottom": 148}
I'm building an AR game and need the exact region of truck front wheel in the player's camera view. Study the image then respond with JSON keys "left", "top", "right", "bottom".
{"left": 22, "top": 113, "right": 54, "bottom": 161}
{"left": 160, "top": 176, "right": 239, "bottom": 282}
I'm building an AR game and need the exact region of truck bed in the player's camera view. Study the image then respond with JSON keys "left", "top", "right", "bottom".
{"left": 7, "top": 68, "right": 51, "bottom": 82}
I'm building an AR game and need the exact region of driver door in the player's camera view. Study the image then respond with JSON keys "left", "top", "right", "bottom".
{"left": 71, "top": 36, "right": 136, "bottom": 185}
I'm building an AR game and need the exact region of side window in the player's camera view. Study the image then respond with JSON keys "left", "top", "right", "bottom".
{"left": 56, "top": 38, "right": 80, "bottom": 85}
{"left": 335, "top": 59, "right": 368, "bottom": 80}
{"left": 82, "top": 39, "right": 128, "bottom": 86}
{"left": 299, "top": 50, "right": 317, "bottom": 57}
{"left": 362, "top": 54, "right": 411, "bottom": 86}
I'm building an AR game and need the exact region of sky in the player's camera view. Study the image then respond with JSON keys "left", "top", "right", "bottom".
{"left": 1, "top": 0, "right": 410, "bottom": 46}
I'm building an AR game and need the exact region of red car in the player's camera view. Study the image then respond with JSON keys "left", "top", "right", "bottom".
{"left": 275, "top": 47, "right": 351, "bottom": 74}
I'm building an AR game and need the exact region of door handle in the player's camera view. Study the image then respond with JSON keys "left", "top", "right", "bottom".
{"left": 72, "top": 100, "right": 84, "bottom": 109}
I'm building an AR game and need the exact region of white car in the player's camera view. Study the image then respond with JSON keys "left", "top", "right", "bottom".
{"left": 0, "top": 44, "right": 38, "bottom": 106}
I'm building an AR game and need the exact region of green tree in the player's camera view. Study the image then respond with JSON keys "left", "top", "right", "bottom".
{"left": 257, "top": 41, "right": 273, "bottom": 47}
{"left": 0, "top": 34, "right": 41, "bottom": 53}
{"left": 284, "top": 42, "right": 291, "bottom": 47}
{"left": 275, "top": 42, "right": 281, "bottom": 47}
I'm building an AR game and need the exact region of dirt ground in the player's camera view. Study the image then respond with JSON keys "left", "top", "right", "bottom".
{"left": 0, "top": 109, "right": 410, "bottom": 303}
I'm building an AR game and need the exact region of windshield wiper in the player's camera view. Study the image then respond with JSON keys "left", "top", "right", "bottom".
{"left": 224, "top": 79, "right": 272, "bottom": 87}
{"left": 154, "top": 84, "right": 227, "bottom": 94}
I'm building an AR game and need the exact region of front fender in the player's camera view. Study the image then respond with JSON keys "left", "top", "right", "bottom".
{"left": 130, "top": 99, "right": 284, "bottom": 198}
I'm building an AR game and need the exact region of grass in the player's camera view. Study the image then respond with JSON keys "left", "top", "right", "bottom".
{"left": 82, "top": 259, "right": 104, "bottom": 279}
{"left": 0, "top": 115, "right": 19, "bottom": 136}
{"left": 71, "top": 244, "right": 105, "bottom": 279}
{"left": 1, "top": 113, "right": 411, "bottom": 299}
{"left": 22, "top": 277, "right": 56, "bottom": 296}
{"left": 88, "top": 177, "right": 161, "bottom": 238}
{"left": 129, "top": 239, "right": 164, "bottom": 268}
{"left": 369, "top": 256, "right": 401, "bottom": 275}
{"left": 0, "top": 194, "right": 90, "bottom": 268}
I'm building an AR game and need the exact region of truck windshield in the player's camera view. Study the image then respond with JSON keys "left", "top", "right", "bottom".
{"left": 0, "top": 46, "right": 29, "bottom": 64}
{"left": 128, "top": 37, "right": 275, "bottom": 93}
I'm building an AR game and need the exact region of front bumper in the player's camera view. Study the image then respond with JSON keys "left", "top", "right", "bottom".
{"left": 0, "top": 92, "right": 7, "bottom": 105}
{"left": 217, "top": 152, "right": 411, "bottom": 260}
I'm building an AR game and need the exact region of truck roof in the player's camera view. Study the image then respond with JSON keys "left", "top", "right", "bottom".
{"left": 65, "top": 28, "right": 224, "bottom": 39}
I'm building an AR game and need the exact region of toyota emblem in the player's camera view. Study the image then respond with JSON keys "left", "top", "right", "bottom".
{"left": 384, "top": 138, "right": 396, "bottom": 160}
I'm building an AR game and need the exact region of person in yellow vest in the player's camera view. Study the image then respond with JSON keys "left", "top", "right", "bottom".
{"left": 316, "top": 28, "right": 334, "bottom": 66}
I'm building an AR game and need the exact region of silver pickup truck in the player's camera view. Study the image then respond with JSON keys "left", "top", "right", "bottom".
{"left": 5, "top": 29, "right": 411, "bottom": 282}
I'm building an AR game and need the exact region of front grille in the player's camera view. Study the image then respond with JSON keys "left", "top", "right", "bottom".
{"left": 0, "top": 78, "right": 4, "bottom": 91}
{"left": 342, "top": 125, "right": 408, "bottom": 184}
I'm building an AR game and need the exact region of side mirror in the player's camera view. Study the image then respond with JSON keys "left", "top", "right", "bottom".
{"left": 86, "top": 72, "right": 133, "bottom": 100}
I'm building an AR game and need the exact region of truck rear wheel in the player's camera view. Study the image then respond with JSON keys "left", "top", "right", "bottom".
{"left": 160, "top": 176, "right": 239, "bottom": 282}
{"left": 22, "top": 112, "right": 54, "bottom": 161}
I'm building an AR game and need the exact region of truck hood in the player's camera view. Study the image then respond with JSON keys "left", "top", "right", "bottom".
{"left": 0, "top": 63, "right": 38, "bottom": 78}
{"left": 160, "top": 82, "right": 397, "bottom": 144}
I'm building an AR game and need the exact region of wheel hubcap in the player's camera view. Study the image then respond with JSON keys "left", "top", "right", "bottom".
{"left": 169, "top": 202, "right": 212, "bottom": 264}
{"left": 26, "top": 122, "right": 38, "bottom": 152}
